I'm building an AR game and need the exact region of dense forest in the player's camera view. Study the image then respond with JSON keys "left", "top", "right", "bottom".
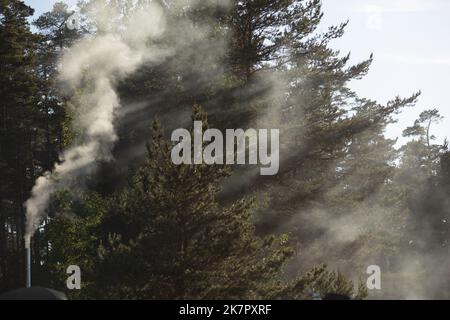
{"left": 0, "top": 0, "right": 448, "bottom": 299}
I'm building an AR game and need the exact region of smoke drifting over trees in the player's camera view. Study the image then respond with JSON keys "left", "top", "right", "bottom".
{"left": 0, "top": 0, "right": 448, "bottom": 299}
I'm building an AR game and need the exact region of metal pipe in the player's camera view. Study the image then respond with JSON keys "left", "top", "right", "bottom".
{"left": 26, "top": 247, "right": 31, "bottom": 288}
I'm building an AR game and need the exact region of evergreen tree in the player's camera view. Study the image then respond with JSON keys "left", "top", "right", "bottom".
{"left": 396, "top": 110, "right": 448, "bottom": 253}
{"left": 97, "top": 107, "right": 289, "bottom": 298}
{"left": 400, "top": 109, "right": 445, "bottom": 176}
{"left": 90, "top": 107, "right": 365, "bottom": 299}
{"left": 251, "top": 0, "right": 420, "bottom": 241}
{"left": 0, "top": 0, "right": 41, "bottom": 290}
{"left": 30, "top": 106, "right": 365, "bottom": 299}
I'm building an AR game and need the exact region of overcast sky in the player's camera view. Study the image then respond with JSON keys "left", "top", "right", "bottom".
{"left": 25, "top": 0, "right": 450, "bottom": 146}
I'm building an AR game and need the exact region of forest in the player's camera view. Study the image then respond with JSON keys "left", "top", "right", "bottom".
{"left": 0, "top": 0, "right": 448, "bottom": 299}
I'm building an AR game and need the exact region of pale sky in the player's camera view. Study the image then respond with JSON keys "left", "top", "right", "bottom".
{"left": 25, "top": 0, "right": 450, "bottom": 146}
{"left": 320, "top": 0, "right": 450, "bottom": 145}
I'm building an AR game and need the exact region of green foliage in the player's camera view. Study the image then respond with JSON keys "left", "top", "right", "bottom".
{"left": 37, "top": 191, "right": 107, "bottom": 299}
{"left": 31, "top": 108, "right": 365, "bottom": 299}
{"left": 93, "top": 108, "right": 364, "bottom": 299}
{"left": 277, "top": 264, "right": 367, "bottom": 300}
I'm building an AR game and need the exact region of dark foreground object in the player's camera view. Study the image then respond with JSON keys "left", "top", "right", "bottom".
{"left": 0, "top": 287, "right": 67, "bottom": 300}
{"left": 323, "top": 293, "right": 351, "bottom": 300}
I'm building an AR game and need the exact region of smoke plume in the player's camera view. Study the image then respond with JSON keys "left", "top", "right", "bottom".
{"left": 24, "top": 0, "right": 169, "bottom": 248}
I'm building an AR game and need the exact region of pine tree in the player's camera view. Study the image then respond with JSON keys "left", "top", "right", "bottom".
{"left": 0, "top": 0, "right": 41, "bottom": 290}
{"left": 396, "top": 110, "right": 448, "bottom": 251}
{"left": 95, "top": 107, "right": 287, "bottom": 298}
{"left": 400, "top": 109, "right": 445, "bottom": 176}
{"left": 250, "top": 0, "right": 420, "bottom": 237}
{"left": 317, "top": 111, "right": 408, "bottom": 292}
{"left": 90, "top": 107, "right": 365, "bottom": 299}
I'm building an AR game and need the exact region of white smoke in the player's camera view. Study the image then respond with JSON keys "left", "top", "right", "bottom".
{"left": 24, "top": 0, "right": 169, "bottom": 248}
